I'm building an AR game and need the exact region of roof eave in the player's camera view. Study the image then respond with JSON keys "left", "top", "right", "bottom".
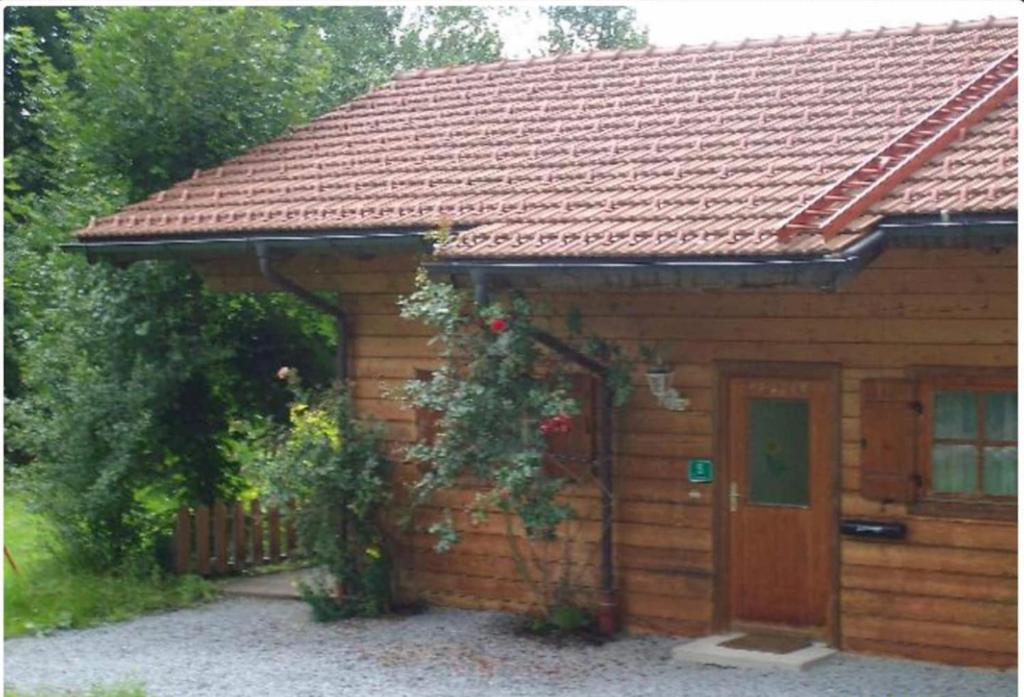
{"left": 874, "top": 210, "right": 1018, "bottom": 247}
{"left": 425, "top": 211, "right": 1017, "bottom": 291}
{"left": 62, "top": 229, "right": 435, "bottom": 264}
{"left": 426, "top": 229, "right": 886, "bottom": 292}
{"left": 63, "top": 211, "right": 1016, "bottom": 291}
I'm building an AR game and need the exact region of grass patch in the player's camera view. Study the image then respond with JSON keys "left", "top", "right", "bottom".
{"left": 4, "top": 493, "right": 217, "bottom": 637}
{"left": 6, "top": 683, "right": 147, "bottom": 697}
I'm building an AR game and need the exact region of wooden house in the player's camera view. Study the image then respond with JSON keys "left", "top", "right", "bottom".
{"left": 71, "top": 18, "right": 1018, "bottom": 667}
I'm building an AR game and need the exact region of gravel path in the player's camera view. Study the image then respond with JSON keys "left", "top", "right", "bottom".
{"left": 5, "top": 598, "right": 1016, "bottom": 697}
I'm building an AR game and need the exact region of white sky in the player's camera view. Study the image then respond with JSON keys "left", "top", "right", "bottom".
{"left": 495, "top": 1, "right": 1020, "bottom": 58}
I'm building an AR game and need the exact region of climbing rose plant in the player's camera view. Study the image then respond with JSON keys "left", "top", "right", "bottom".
{"left": 397, "top": 269, "right": 634, "bottom": 551}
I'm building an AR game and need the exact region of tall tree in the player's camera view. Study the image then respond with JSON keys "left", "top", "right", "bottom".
{"left": 398, "top": 6, "right": 503, "bottom": 68}
{"left": 3, "top": 7, "right": 82, "bottom": 193}
{"left": 541, "top": 6, "right": 649, "bottom": 54}
{"left": 4, "top": 6, "right": 506, "bottom": 569}
{"left": 4, "top": 14, "right": 333, "bottom": 562}
{"left": 67, "top": 7, "right": 340, "bottom": 200}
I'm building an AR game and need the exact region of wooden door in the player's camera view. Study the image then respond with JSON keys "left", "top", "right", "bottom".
{"left": 726, "top": 375, "right": 835, "bottom": 631}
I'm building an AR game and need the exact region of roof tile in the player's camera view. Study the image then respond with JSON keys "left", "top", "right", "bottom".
{"left": 77, "top": 17, "right": 1017, "bottom": 259}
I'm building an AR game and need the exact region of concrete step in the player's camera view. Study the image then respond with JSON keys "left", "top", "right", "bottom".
{"left": 672, "top": 632, "right": 837, "bottom": 671}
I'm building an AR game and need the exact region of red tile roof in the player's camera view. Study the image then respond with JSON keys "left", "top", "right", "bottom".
{"left": 76, "top": 17, "right": 1018, "bottom": 259}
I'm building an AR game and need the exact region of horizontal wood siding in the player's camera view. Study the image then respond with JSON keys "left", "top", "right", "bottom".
{"left": 201, "top": 246, "right": 1016, "bottom": 665}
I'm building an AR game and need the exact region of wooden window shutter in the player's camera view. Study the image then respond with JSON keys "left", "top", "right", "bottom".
{"left": 860, "top": 378, "right": 920, "bottom": 503}
{"left": 546, "top": 372, "right": 597, "bottom": 466}
{"left": 414, "top": 369, "right": 440, "bottom": 445}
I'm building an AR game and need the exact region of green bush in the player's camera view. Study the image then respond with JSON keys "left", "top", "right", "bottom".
{"left": 295, "top": 565, "right": 390, "bottom": 622}
{"left": 527, "top": 603, "right": 594, "bottom": 637}
{"left": 297, "top": 576, "right": 349, "bottom": 623}
{"left": 243, "top": 372, "right": 393, "bottom": 619}
{"left": 548, "top": 603, "right": 590, "bottom": 633}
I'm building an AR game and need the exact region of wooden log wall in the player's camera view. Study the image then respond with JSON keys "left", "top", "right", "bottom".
{"left": 196, "top": 245, "right": 1016, "bottom": 667}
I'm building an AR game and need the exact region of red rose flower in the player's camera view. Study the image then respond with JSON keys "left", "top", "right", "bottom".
{"left": 540, "top": 414, "right": 572, "bottom": 435}
{"left": 489, "top": 318, "right": 509, "bottom": 333}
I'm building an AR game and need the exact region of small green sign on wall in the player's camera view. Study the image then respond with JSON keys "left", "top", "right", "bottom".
{"left": 688, "top": 459, "right": 714, "bottom": 483}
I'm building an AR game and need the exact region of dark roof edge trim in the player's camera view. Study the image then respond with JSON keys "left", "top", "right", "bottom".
{"left": 425, "top": 229, "right": 886, "bottom": 291}
{"left": 423, "top": 213, "right": 1015, "bottom": 290}
{"left": 62, "top": 229, "right": 434, "bottom": 263}
{"left": 63, "top": 211, "right": 1015, "bottom": 272}
{"left": 873, "top": 211, "right": 1018, "bottom": 248}
{"left": 426, "top": 213, "right": 1016, "bottom": 272}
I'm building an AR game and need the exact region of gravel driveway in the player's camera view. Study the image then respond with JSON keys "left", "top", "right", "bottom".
{"left": 5, "top": 598, "right": 1016, "bottom": 697}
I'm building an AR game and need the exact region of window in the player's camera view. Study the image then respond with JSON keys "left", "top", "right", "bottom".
{"left": 747, "top": 398, "right": 810, "bottom": 507}
{"left": 859, "top": 370, "right": 1016, "bottom": 518}
{"left": 923, "top": 382, "right": 1017, "bottom": 499}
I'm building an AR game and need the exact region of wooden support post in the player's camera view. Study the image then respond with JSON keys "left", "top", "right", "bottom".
{"left": 174, "top": 506, "right": 191, "bottom": 575}
{"left": 269, "top": 506, "right": 281, "bottom": 562}
{"left": 251, "top": 499, "right": 264, "bottom": 564}
{"left": 195, "top": 505, "right": 210, "bottom": 576}
{"left": 213, "top": 501, "right": 228, "bottom": 575}
{"left": 597, "top": 383, "right": 617, "bottom": 635}
{"left": 233, "top": 501, "right": 246, "bottom": 570}
{"left": 286, "top": 500, "right": 297, "bottom": 559}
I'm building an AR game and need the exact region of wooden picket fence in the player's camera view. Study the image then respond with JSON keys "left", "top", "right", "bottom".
{"left": 174, "top": 499, "right": 301, "bottom": 576}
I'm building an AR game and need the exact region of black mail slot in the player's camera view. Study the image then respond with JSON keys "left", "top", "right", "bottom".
{"left": 840, "top": 518, "right": 907, "bottom": 540}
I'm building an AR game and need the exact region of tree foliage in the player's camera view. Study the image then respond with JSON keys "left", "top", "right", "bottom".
{"left": 3, "top": 6, "right": 504, "bottom": 569}
{"left": 3, "top": 6, "right": 83, "bottom": 193}
{"left": 67, "top": 7, "right": 333, "bottom": 200}
{"left": 398, "top": 6, "right": 503, "bottom": 68}
{"left": 542, "top": 6, "right": 649, "bottom": 54}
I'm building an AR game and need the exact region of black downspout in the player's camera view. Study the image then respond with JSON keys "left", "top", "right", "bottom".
{"left": 532, "top": 329, "right": 616, "bottom": 634}
{"left": 255, "top": 242, "right": 348, "bottom": 382}
{"left": 470, "top": 267, "right": 491, "bottom": 306}
{"left": 476, "top": 273, "right": 618, "bottom": 635}
{"left": 597, "top": 381, "right": 615, "bottom": 635}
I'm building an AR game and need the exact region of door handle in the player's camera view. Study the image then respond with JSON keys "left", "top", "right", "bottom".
{"left": 729, "top": 482, "right": 739, "bottom": 512}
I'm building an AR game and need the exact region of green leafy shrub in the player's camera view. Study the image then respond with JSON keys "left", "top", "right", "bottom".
{"left": 243, "top": 370, "right": 393, "bottom": 619}
{"left": 297, "top": 576, "right": 349, "bottom": 623}
{"left": 296, "top": 565, "right": 391, "bottom": 622}
{"left": 549, "top": 603, "right": 589, "bottom": 632}
{"left": 527, "top": 603, "right": 596, "bottom": 639}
